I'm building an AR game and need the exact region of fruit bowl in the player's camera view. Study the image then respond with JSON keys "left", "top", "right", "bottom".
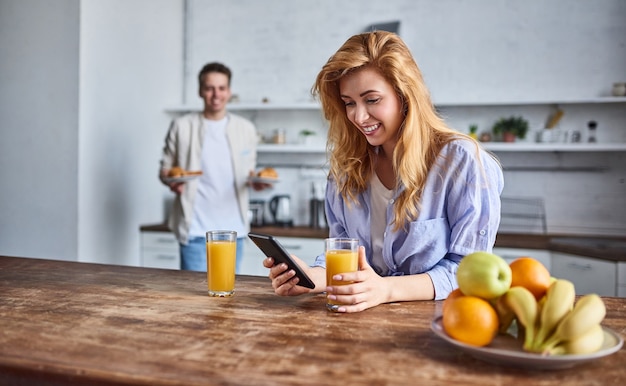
{"left": 431, "top": 316, "right": 623, "bottom": 370}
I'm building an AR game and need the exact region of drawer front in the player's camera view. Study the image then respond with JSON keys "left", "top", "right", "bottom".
{"left": 618, "top": 286, "right": 626, "bottom": 298}
{"left": 278, "top": 237, "right": 325, "bottom": 266}
{"left": 551, "top": 252, "right": 616, "bottom": 296}
{"left": 239, "top": 237, "right": 324, "bottom": 277}
{"left": 142, "top": 249, "right": 180, "bottom": 270}
{"left": 142, "top": 231, "right": 178, "bottom": 249}
{"left": 493, "top": 247, "right": 551, "bottom": 271}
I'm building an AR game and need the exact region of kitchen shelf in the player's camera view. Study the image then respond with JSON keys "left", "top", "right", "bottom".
{"left": 257, "top": 143, "right": 626, "bottom": 154}
{"left": 435, "top": 97, "right": 626, "bottom": 107}
{"left": 258, "top": 144, "right": 325, "bottom": 153}
{"left": 483, "top": 143, "right": 626, "bottom": 152}
{"left": 167, "top": 98, "right": 626, "bottom": 153}
{"left": 165, "top": 102, "right": 320, "bottom": 113}
{"left": 165, "top": 97, "right": 626, "bottom": 113}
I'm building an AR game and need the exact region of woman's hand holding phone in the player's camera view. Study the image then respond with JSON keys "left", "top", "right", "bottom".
{"left": 262, "top": 255, "right": 316, "bottom": 296}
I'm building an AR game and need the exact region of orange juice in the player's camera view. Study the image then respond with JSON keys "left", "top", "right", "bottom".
{"left": 326, "top": 249, "right": 358, "bottom": 309}
{"left": 207, "top": 240, "right": 236, "bottom": 296}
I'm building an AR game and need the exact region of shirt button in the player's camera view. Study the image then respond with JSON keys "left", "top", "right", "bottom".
{"left": 389, "top": 199, "right": 395, "bottom": 204}
{"left": 479, "top": 230, "right": 486, "bottom": 236}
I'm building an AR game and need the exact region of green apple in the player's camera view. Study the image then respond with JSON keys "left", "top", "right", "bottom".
{"left": 457, "top": 251, "right": 512, "bottom": 299}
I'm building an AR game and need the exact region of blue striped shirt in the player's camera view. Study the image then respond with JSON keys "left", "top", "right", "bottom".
{"left": 314, "top": 139, "right": 504, "bottom": 300}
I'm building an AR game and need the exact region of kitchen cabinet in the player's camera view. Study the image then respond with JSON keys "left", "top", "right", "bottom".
{"left": 167, "top": 97, "right": 626, "bottom": 154}
{"left": 276, "top": 236, "right": 325, "bottom": 265}
{"left": 551, "top": 252, "right": 616, "bottom": 297}
{"left": 493, "top": 247, "right": 551, "bottom": 271}
{"left": 140, "top": 231, "right": 180, "bottom": 270}
{"left": 240, "top": 236, "right": 324, "bottom": 277}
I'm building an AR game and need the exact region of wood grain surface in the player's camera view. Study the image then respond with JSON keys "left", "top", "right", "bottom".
{"left": 1, "top": 255, "right": 624, "bottom": 385}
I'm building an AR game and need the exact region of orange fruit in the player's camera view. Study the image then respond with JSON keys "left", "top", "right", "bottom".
{"left": 509, "top": 257, "right": 551, "bottom": 301}
{"left": 442, "top": 288, "right": 464, "bottom": 315}
{"left": 442, "top": 295, "right": 499, "bottom": 347}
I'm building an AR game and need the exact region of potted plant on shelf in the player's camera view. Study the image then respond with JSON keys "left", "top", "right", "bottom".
{"left": 492, "top": 116, "right": 529, "bottom": 143}
{"left": 299, "top": 129, "right": 317, "bottom": 145}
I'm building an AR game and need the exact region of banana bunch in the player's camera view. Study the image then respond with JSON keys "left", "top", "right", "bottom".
{"left": 498, "top": 278, "right": 607, "bottom": 355}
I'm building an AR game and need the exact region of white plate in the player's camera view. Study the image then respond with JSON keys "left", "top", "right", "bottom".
{"left": 163, "top": 175, "right": 199, "bottom": 184}
{"left": 431, "top": 316, "right": 623, "bottom": 370}
{"left": 248, "top": 176, "right": 279, "bottom": 184}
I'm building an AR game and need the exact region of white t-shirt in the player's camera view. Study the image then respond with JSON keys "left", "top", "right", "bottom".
{"left": 188, "top": 117, "right": 246, "bottom": 238}
{"left": 370, "top": 172, "right": 394, "bottom": 276}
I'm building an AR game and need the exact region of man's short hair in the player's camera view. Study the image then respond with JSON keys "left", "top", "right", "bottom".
{"left": 198, "top": 62, "right": 232, "bottom": 87}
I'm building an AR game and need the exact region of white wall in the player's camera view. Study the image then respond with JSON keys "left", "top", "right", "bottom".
{"left": 0, "top": 0, "right": 624, "bottom": 267}
{"left": 0, "top": 0, "right": 80, "bottom": 261}
{"left": 0, "top": 0, "right": 183, "bottom": 265}
{"left": 78, "top": 0, "right": 183, "bottom": 265}
{"left": 185, "top": 0, "right": 626, "bottom": 104}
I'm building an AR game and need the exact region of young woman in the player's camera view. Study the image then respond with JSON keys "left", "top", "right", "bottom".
{"left": 263, "top": 31, "right": 504, "bottom": 313}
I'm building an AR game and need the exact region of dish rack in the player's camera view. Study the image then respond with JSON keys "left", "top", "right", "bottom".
{"left": 498, "top": 196, "right": 547, "bottom": 234}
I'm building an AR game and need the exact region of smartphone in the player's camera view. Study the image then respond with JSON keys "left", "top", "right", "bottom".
{"left": 247, "top": 232, "right": 316, "bottom": 289}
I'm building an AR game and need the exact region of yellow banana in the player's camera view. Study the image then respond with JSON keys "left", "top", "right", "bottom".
{"left": 547, "top": 323, "right": 605, "bottom": 355}
{"left": 540, "top": 293, "right": 606, "bottom": 353}
{"left": 502, "top": 286, "right": 538, "bottom": 351}
{"left": 532, "top": 279, "right": 576, "bottom": 351}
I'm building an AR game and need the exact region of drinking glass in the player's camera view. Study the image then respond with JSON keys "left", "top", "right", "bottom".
{"left": 325, "top": 238, "right": 359, "bottom": 311}
{"left": 206, "top": 230, "right": 237, "bottom": 297}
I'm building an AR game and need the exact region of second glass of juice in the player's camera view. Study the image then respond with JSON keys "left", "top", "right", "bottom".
{"left": 325, "top": 237, "right": 359, "bottom": 312}
{"left": 206, "top": 230, "right": 237, "bottom": 297}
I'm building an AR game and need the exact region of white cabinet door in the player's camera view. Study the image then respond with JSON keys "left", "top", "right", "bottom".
{"left": 240, "top": 236, "right": 324, "bottom": 277}
{"left": 141, "top": 231, "right": 180, "bottom": 270}
{"left": 277, "top": 237, "right": 325, "bottom": 266}
{"left": 239, "top": 238, "right": 268, "bottom": 276}
{"left": 493, "top": 247, "right": 551, "bottom": 271}
{"left": 551, "top": 252, "right": 616, "bottom": 296}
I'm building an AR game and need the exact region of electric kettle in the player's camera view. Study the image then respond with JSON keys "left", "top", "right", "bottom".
{"left": 268, "top": 194, "right": 293, "bottom": 227}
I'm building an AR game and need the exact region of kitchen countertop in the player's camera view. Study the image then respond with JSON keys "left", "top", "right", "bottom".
{"left": 140, "top": 224, "right": 626, "bottom": 262}
{"left": 1, "top": 255, "right": 624, "bottom": 385}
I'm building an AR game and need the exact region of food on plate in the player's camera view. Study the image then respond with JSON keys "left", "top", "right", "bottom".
{"left": 533, "top": 279, "right": 575, "bottom": 350}
{"left": 168, "top": 166, "right": 185, "bottom": 177}
{"left": 168, "top": 167, "right": 202, "bottom": 178}
{"left": 445, "top": 251, "right": 608, "bottom": 355}
{"left": 456, "top": 251, "right": 512, "bottom": 300}
{"left": 257, "top": 167, "right": 278, "bottom": 179}
{"left": 509, "top": 256, "right": 551, "bottom": 301}
{"left": 500, "top": 286, "right": 538, "bottom": 351}
{"left": 442, "top": 295, "right": 499, "bottom": 347}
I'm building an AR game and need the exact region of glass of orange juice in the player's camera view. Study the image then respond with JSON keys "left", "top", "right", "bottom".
{"left": 206, "top": 230, "right": 237, "bottom": 297}
{"left": 325, "top": 237, "right": 359, "bottom": 312}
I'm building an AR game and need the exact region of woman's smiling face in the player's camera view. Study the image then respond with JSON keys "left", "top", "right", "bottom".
{"left": 339, "top": 67, "right": 404, "bottom": 152}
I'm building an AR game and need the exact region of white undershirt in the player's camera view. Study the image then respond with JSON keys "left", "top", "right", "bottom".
{"left": 188, "top": 117, "right": 246, "bottom": 238}
{"left": 370, "top": 172, "right": 394, "bottom": 276}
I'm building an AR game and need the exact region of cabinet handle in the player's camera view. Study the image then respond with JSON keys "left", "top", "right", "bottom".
{"left": 156, "top": 254, "right": 176, "bottom": 260}
{"left": 283, "top": 245, "right": 302, "bottom": 250}
{"left": 157, "top": 237, "right": 176, "bottom": 243}
{"left": 567, "top": 262, "right": 593, "bottom": 271}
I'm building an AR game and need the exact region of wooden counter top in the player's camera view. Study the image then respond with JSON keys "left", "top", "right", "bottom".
{"left": 1, "top": 255, "right": 625, "bottom": 385}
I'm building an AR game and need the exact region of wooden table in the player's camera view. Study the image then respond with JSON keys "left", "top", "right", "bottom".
{"left": 1, "top": 256, "right": 624, "bottom": 385}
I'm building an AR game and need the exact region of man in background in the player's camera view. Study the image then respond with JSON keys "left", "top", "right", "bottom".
{"left": 160, "top": 62, "right": 266, "bottom": 272}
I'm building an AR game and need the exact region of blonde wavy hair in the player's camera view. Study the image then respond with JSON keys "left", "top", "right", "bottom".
{"left": 312, "top": 31, "right": 478, "bottom": 231}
